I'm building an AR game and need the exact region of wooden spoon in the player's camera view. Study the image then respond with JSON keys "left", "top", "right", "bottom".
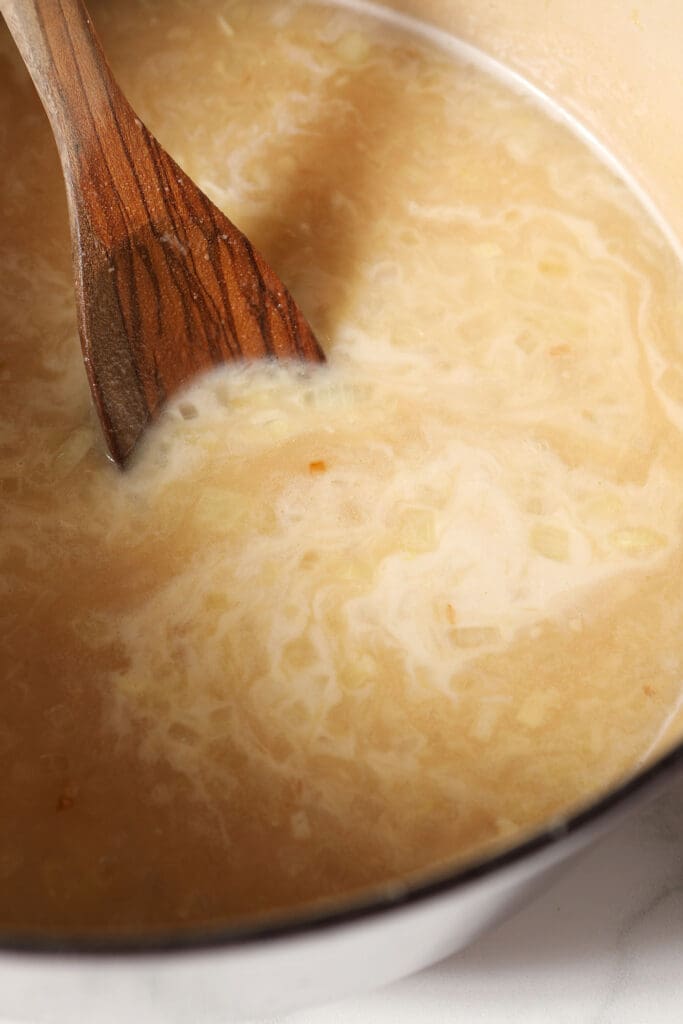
{"left": 0, "top": 0, "right": 325, "bottom": 466}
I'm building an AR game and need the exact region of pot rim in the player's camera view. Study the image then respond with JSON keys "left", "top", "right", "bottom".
{"left": 2, "top": 737, "right": 682, "bottom": 958}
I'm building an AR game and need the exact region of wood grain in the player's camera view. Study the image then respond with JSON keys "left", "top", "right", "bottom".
{"left": 0, "top": 0, "right": 325, "bottom": 465}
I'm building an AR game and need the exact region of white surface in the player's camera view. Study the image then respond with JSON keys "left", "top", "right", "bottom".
{"left": 259, "top": 773, "right": 683, "bottom": 1024}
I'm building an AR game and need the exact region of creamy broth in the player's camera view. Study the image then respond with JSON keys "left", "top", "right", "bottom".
{"left": 2, "top": 0, "right": 683, "bottom": 934}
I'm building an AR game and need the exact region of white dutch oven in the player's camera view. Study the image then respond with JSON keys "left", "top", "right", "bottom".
{"left": 1, "top": 2, "right": 682, "bottom": 1020}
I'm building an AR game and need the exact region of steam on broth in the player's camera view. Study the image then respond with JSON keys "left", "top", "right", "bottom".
{"left": 2, "top": 0, "right": 683, "bottom": 933}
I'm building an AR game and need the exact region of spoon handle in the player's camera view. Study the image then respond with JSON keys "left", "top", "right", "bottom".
{"left": 0, "top": 0, "right": 131, "bottom": 181}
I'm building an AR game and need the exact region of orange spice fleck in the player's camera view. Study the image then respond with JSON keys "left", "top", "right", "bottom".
{"left": 643, "top": 684, "right": 656, "bottom": 698}
{"left": 549, "top": 343, "right": 571, "bottom": 357}
{"left": 446, "top": 603, "right": 457, "bottom": 625}
{"left": 309, "top": 460, "right": 327, "bottom": 474}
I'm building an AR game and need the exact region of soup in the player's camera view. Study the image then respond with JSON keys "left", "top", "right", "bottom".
{"left": 1, "top": 0, "right": 683, "bottom": 933}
